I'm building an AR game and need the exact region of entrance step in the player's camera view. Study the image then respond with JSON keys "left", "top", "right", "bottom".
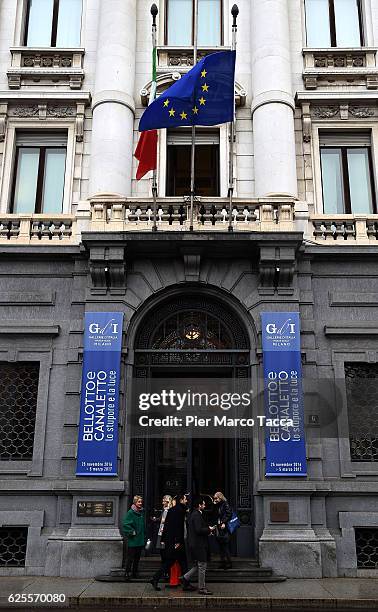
{"left": 95, "top": 558, "right": 286, "bottom": 583}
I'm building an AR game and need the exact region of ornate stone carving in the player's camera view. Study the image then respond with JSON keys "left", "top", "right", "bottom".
{"left": 349, "top": 106, "right": 375, "bottom": 118}
{"left": 168, "top": 52, "right": 207, "bottom": 67}
{"left": 301, "top": 102, "right": 311, "bottom": 144}
{"left": 259, "top": 245, "right": 296, "bottom": 290}
{"left": 312, "top": 106, "right": 339, "bottom": 119}
{"left": 75, "top": 103, "right": 85, "bottom": 143}
{"left": 47, "top": 105, "right": 76, "bottom": 118}
{"left": 10, "top": 105, "right": 39, "bottom": 117}
{"left": 89, "top": 246, "right": 126, "bottom": 294}
{"left": 22, "top": 54, "right": 73, "bottom": 68}
{"left": 0, "top": 103, "right": 8, "bottom": 142}
{"left": 313, "top": 54, "right": 365, "bottom": 69}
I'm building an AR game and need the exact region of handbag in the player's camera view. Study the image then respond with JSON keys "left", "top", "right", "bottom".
{"left": 145, "top": 539, "right": 153, "bottom": 552}
{"left": 227, "top": 511, "right": 241, "bottom": 535}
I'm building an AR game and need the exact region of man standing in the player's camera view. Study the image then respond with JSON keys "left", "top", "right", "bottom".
{"left": 122, "top": 495, "right": 145, "bottom": 579}
{"left": 182, "top": 497, "right": 215, "bottom": 595}
{"left": 150, "top": 492, "right": 189, "bottom": 590}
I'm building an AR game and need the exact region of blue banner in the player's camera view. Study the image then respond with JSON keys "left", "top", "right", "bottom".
{"left": 261, "top": 312, "right": 307, "bottom": 477}
{"left": 76, "top": 312, "right": 123, "bottom": 476}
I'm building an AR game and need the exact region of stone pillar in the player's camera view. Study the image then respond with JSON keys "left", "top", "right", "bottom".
{"left": 251, "top": 0, "right": 297, "bottom": 197}
{"left": 89, "top": 0, "right": 136, "bottom": 197}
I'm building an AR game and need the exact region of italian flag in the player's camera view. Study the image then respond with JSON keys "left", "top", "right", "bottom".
{"left": 135, "top": 44, "right": 158, "bottom": 180}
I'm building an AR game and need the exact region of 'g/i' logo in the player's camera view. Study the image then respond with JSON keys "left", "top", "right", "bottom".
{"left": 89, "top": 319, "right": 119, "bottom": 335}
{"left": 266, "top": 319, "right": 295, "bottom": 335}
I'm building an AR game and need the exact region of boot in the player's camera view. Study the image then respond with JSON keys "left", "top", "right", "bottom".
{"left": 198, "top": 587, "right": 213, "bottom": 595}
{"left": 181, "top": 576, "right": 196, "bottom": 591}
{"left": 150, "top": 578, "right": 161, "bottom": 591}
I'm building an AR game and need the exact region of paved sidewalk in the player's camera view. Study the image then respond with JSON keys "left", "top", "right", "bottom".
{"left": 0, "top": 576, "right": 378, "bottom": 610}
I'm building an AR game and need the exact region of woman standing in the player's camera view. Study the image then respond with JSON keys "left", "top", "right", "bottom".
{"left": 122, "top": 495, "right": 146, "bottom": 579}
{"left": 155, "top": 495, "right": 173, "bottom": 558}
{"left": 213, "top": 491, "right": 233, "bottom": 569}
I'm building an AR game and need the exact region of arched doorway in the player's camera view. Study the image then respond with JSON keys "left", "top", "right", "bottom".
{"left": 130, "top": 294, "right": 254, "bottom": 557}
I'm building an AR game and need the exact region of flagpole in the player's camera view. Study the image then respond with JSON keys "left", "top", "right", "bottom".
{"left": 228, "top": 5, "right": 239, "bottom": 232}
{"left": 151, "top": 4, "right": 158, "bottom": 232}
{"left": 189, "top": 0, "right": 199, "bottom": 232}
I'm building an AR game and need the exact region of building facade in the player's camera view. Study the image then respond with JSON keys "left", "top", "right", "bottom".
{"left": 0, "top": 0, "right": 378, "bottom": 579}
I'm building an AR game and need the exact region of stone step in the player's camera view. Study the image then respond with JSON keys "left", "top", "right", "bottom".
{"left": 95, "top": 559, "right": 286, "bottom": 583}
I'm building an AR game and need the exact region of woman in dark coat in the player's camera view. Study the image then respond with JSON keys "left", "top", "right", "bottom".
{"left": 213, "top": 491, "right": 233, "bottom": 569}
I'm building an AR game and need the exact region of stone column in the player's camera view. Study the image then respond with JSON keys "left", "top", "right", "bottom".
{"left": 251, "top": 0, "right": 297, "bottom": 197}
{"left": 89, "top": 0, "right": 136, "bottom": 197}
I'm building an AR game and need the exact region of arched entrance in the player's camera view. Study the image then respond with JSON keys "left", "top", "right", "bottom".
{"left": 130, "top": 293, "right": 254, "bottom": 557}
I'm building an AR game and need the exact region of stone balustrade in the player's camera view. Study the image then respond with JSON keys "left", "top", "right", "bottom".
{"left": 1, "top": 207, "right": 377, "bottom": 245}
{"left": 0, "top": 215, "right": 77, "bottom": 244}
{"left": 89, "top": 197, "right": 296, "bottom": 233}
{"left": 311, "top": 215, "right": 378, "bottom": 243}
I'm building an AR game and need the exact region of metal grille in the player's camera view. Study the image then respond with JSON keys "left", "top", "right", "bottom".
{"left": 345, "top": 363, "right": 378, "bottom": 462}
{"left": 136, "top": 296, "right": 249, "bottom": 350}
{"left": 355, "top": 528, "right": 378, "bottom": 569}
{"left": 0, "top": 362, "right": 39, "bottom": 460}
{"left": 0, "top": 527, "right": 28, "bottom": 566}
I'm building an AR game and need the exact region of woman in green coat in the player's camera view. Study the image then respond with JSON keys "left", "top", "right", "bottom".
{"left": 122, "top": 495, "right": 146, "bottom": 578}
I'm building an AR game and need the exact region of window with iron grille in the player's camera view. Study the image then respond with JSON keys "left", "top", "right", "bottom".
{"left": 0, "top": 362, "right": 40, "bottom": 460}
{"left": 0, "top": 527, "right": 28, "bottom": 567}
{"left": 345, "top": 363, "right": 378, "bottom": 461}
{"left": 355, "top": 528, "right": 378, "bottom": 569}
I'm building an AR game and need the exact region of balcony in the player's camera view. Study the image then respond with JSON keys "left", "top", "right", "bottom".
{"left": 0, "top": 205, "right": 377, "bottom": 247}
{"left": 156, "top": 46, "right": 229, "bottom": 71}
{"left": 0, "top": 214, "right": 77, "bottom": 244}
{"left": 311, "top": 214, "right": 378, "bottom": 243}
{"left": 7, "top": 48, "right": 85, "bottom": 90}
{"left": 88, "top": 197, "right": 296, "bottom": 233}
{"left": 302, "top": 48, "right": 378, "bottom": 89}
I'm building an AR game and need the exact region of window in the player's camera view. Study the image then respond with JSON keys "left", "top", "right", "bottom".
{"left": 305, "top": 0, "right": 363, "bottom": 47}
{"left": 355, "top": 529, "right": 378, "bottom": 568}
{"left": 0, "top": 528, "right": 28, "bottom": 566}
{"left": 345, "top": 363, "right": 378, "bottom": 461}
{"left": 24, "top": 0, "right": 82, "bottom": 47}
{"left": 320, "top": 132, "right": 375, "bottom": 214}
{"left": 0, "top": 363, "right": 39, "bottom": 461}
{"left": 166, "top": 0, "right": 222, "bottom": 46}
{"left": 166, "top": 130, "right": 220, "bottom": 196}
{"left": 11, "top": 132, "right": 67, "bottom": 214}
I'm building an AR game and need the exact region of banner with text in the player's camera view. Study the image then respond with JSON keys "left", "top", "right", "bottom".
{"left": 76, "top": 312, "right": 123, "bottom": 476}
{"left": 261, "top": 312, "right": 307, "bottom": 477}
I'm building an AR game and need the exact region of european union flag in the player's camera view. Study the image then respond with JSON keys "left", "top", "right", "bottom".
{"left": 139, "top": 50, "right": 236, "bottom": 131}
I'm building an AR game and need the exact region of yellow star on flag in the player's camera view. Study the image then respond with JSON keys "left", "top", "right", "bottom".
{"left": 169, "top": 108, "right": 175, "bottom": 117}
{"left": 163, "top": 99, "right": 170, "bottom": 107}
{"left": 192, "top": 106, "right": 199, "bottom": 115}
{"left": 201, "top": 69, "right": 207, "bottom": 78}
{"left": 199, "top": 97, "right": 206, "bottom": 105}
{"left": 202, "top": 83, "right": 209, "bottom": 92}
{"left": 180, "top": 111, "right": 188, "bottom": 120}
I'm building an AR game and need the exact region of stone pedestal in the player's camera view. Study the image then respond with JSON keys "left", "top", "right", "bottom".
{"left": 45, "top": 529, "right": 123, "bottom": 578}
{"left": 259, "top": 527, "right": 337, "bottom": 578}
